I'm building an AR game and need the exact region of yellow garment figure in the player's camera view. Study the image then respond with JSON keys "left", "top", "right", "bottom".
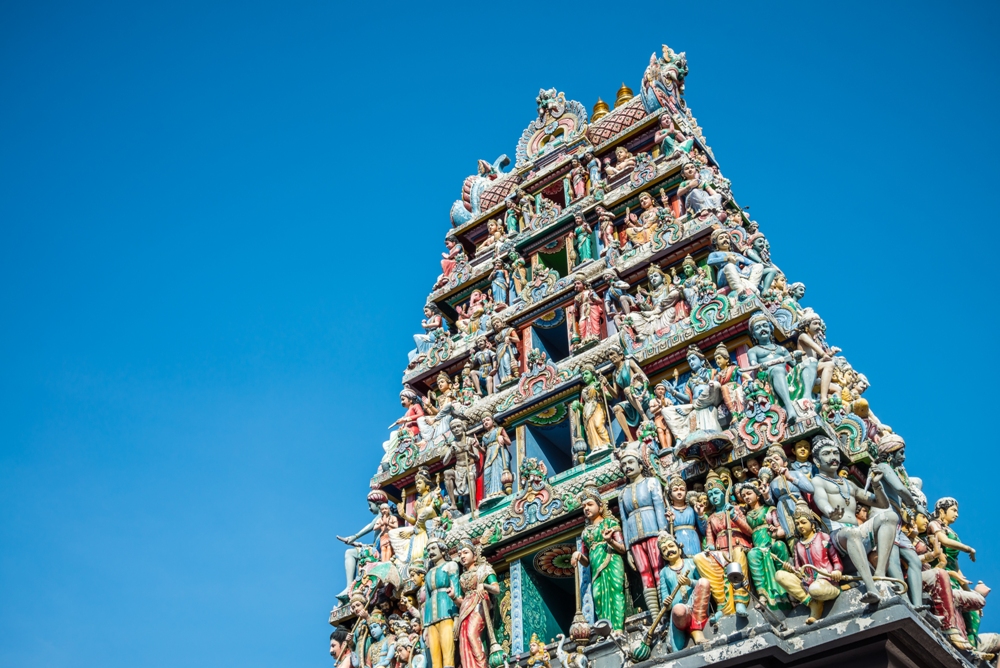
{"left": 692, "top": 547, "right": 750, "bottom": 615}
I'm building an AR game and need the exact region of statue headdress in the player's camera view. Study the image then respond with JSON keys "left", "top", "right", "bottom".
{"left": 713, "top": 342, "right": 730, "bottom": 361}
{"left": 685, "top": 344, "right": 706, "bottom": 361}
{"left": 368, "top": 609, "right": 386, "bottom": 625}
{"left": 667, "top": 475, "right": 687, "bottom": 491}
{"left": 704, "top": 469, "right": 726, "bottom": 492}
{"left": 579, "top": 483, "right": 605, "bottom": 510}
{"left": 876, "top": 433, "right": 905, "bottom": 459}
{"left": 682, "top": 254, "right": 697, "bottom": 270}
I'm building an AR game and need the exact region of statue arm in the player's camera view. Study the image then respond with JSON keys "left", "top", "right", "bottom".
{"left": 346, "top": 518, "right": 378, "bottom": 543}
{"left": 650, "top": 481, "right": 669, "bottom": 530}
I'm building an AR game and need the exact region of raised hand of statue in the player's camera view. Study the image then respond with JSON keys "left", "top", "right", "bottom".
{"left": 602, "top": 528, "right": 616, "bottom": 541}
{"left": 828, "top": 505, "right": 844, "bottom": 522}
{"left": 969, "top": 547, "right": 977, "bottom": 563}
{"left": 400, "top": 489, "right": 407, "bottom": 505}
{"left": 676, "top": 573, "right": 691, "bottom": 588}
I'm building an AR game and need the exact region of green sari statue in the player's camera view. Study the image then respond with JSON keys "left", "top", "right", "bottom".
{"left": 740, "top": 484, "right": 791, "bottom": 608}
{"left": 572, "top": 486, "right": 626, "bottom": 631}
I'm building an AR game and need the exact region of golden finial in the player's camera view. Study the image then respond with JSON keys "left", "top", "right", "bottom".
{"left": 591, "top": 97, "right": 610, "bottom": 122}
{"left": 614, "top": 82, "right": 634, "bottom": 108}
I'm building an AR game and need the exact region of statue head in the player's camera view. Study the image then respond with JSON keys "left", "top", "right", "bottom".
{"left": 788, "top": 282, "right": 806, "bottom": 300}
{"left": 659, "top": 114, "right": 674, "bottom": 129}
{"left": 647, "top": 264, "right": 665, "bottom": 287}
{"left": 457, "top": 538, "right": 479, "bottom": 568}
{"left": 482, "top": 414, "right": 495, "bottom": 430}
{"left": 792, "top": 439, "right": 811, "bottom": 463}
{"left": 657, "top": 531, "right": 682, "bottom": 560}
{"left": 876, "top": 433, "right": 905, "bottom": 466}
{"left": 414, "top": 467, "right": 432, "bottom": 494}
{"left": 615, "top": 146, "right": 629, "bottom": 161}
{"left": 736, "top": 481, "right": 760, "bottom": 506}
{"left": 616, "top": 446, "right": 644, "bottom": 481}
{"left": 450, "top": 419, "right": 466, "bottom": 439}
{"left": 330, "top": 625, "right": 351, "bottom": 659}
{"left": 810, "top": 437, "right": 840, "bottom": 474}
{"left": 435, "top": 371, "right": 451, "bottom": 391}
{"left": 425, "top": 538, "right": 446, "bottom": 564}
{"left": 748, "top": 313, "right": 774, "bottom": 346}
{"left": 662, "top": 477, "right": 685, "bottom": 505}
{"left": 713, "top": 343, "right": 730, "bottom": 369}
{"left": 792, "top": 502, "right": 820, "bottom": 539}
{"left": 639, "top": 192, "right": 653, "bottom": 208}
{"left": 367, "top": 489, "right": 388, "bottom": 514}
{"left": 400, "top": 388, "right": 420, "bottom": 408}
{"left": 367, "top": 609, "right": 385, "bottom": 639}
{"left": 746, "top": 457, "right": 761, "bottom": 476}
{"left": 686, "top": 344, "right": 706, "bottom": 371}
{"left": 682, "top": 162, "right": 698, "bottom": 179}
{"left": 349, "top": 592, "right": 368, "bottom": 619}
{"left": 682, "top": 254, "right": 697, "bottom": 277}
{"left": 710, "top": 228, "right": 732, "bottom": 252}
{"left": 579, "top": 484, "right": 606, "bottom": 521}
{"left": 935, "top": 497, "right": 959, "bottom": 524}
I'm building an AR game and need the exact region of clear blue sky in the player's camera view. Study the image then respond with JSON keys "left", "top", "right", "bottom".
{"left": 2, "top": 1, "right": 998, "bottom": 666}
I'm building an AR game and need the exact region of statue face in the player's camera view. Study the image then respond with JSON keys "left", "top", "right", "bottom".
{"left": 891, "top": 448, "right": 905, "bottom": 466}
{"left": 426, "top": 542, "right": 442, "bottom": 561}
{"left": 738, "top": 486, "right": 758, "bottom": 505}
{"left": 397, "top": 646, "right": 411, "bottom": 662}
{"left": 683, "top": 163, "right": 697, "bottom": 179}
{"left": 684, "top": 264, "right": 694, "bottom": 277}
{"left": 942, "top": 504, "right": 959, "bottom": 524}
{"left": 714, "top": 353, "right": 728, "bottom": 368}
{"left": 814, "top": 445, "right": 840, "bottom": 472}
{"left": 400, "top": 395, "right": 411, "bottom": 408}
{"left": 415, "top": 478, "right": 428, "bottom": 494}
{"left": 483, "top": 416, "right": 493, "bottom": 429}
{"left": 752, "top": 320, "right": 772, "bottom": 345}
{"left": 368, "top": 622, "right": 383, "bottom": 640}
{"left": 640, "top": 193, "right": 652, "bottom": 208}
{"left": 452, "top": 422, "right": 465, "bottom": 438}
{"left": 746, "top": 459, "right": 760, "bottom": 475}
{"left": 753, "top": 237, "right": 766, "bottom": 251}
{"left": 659, "top": 537, "right": 680, "bottom": 560}
{"left": 616, "top": 147, "right": 627, "bottom": 160}
{"left": 620, "top": 454, "right": 641, "bottom": 478}
{"left": 331, "top": 638, "right": 345, "bottom": 658}
{"left": 706, "top": 487, "right": 725, "bottom": 509}
{"left": 458, "top": 547, "right": 475, "bottom": 567}
{"left": 669, "top": 484, "right": 686, "bottom": 503}
{"left": 715, "top": 235, "right": 731, "bottom": 251}
{"left": 915, "top": 513, "right": 929, "bottom": 533}
{"left": 582, "top": 498, "right": 600, "bottom": 520}
{"left": 687, "top": 353, "right": 702, "bottom": 371}
{"left": 654, "top": 384, "right": 666, "bottom": 399}
{"left": 408, "top": 570, "right": 425, "bottom": 588}
{"left": 794, "top": 516, "right": 813, "bottom": 538}
{"left": 350, "top": 599, "right": 366, "bottom": 618}
{"left": 380, "top": 503, "right": 390, "bottom": 516}
{"left": 793, "top": 440, "right": 811, "bottom": 461}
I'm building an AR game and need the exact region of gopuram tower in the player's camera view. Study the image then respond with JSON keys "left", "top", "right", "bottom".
{"left": 328, "top": 44, "right": 995, "bottom": 668}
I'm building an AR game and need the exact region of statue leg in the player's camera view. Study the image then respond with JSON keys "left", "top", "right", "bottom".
{"left": 840, "top": 528, "right": 879, "bottom": 603}
{"left": 342, "top": 547, "right": 360, "bottom": 595}
{"left": 443, "top": 470, "right": 457, "bottom": 509}
{"left": 768, "top": 368, "right": 798, "bottom": 423}
{"left": 612, "top": 405, "right": 631, "bottom": 439}
{"left": 818, "top": 361, "right": 835, "bottom": 404}
{"left": 439, "top": 619, "right": 456, "bottom": 668}
{"left": 427, "top": 623, "right": 443, "bottom": 668}
{"left": 895, "top": 546, "right": 924, "bottom": 608}
{"left": 693, "top": 552, "right": 734, "bottom": 620}
{"left": 871, "top": 512, "right": 900, "bottom": 579}
{"left": 800, "top": 360, "right": 818, "bottom": 403}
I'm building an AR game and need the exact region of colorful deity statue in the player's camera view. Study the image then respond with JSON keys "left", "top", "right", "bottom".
{"left": 809, "top": 437, "right": 897, "bottom": 605}
{"left": 365, "top": 610, "right": 395, "bottom": 668}
{"left": 595, "top": 206, "right": 615, "bottom": 251}
{"left": 746, "top": 313, "right": 802, "bottom": 424}
{"left": 677, "top": 161, "right": 723, "bottom": 214}
{"left": 490, "top": 259, "right": 510, "bottom": 306}
{"left": 410, "top": 304, "right": 447, "bottom": 363}
{"left": 795, "top": 310, "right": 842, "bottom": 407}
{"left": 526, "top": 633, "right": 551, "bottom": 668}
{"left": 707, "top": 229, "right": 762, "bottom": 301}
{"left": 607, "top": 348, "right": 653, "bottom": 439}
{"left": 330, "top": 625, "right": 360, "bottom": 668}
{"left": 480, "top": 414, "right": 512, "bottom": 499}
{"left": 390, "top": 468, "right": 442, "bottom": 567}
{"left": 569, "top": 158, "right": 587, "bottom": 202}
{"left": 441, "top": 419, "right": 482, "bottom": 516}
{"left": 691, "top": 470, "right": 751, "bottom": 621}
{"left": 422, "top": 539, "right": 460, "bottom": 668}
{"left": 602, "top": 268, "right": 636, "bottom": 329}
{"left": 437, "top": 235, "right": 467, "bottom": 289}
{"left": 417, "top": 372, "right": 461, "bottom": 447}
{"left": 572, "top": 214, "right": 595, "bottom": 263}
{"left": 374, "top": 502, "right": 400, "bottom": 564}
{"left": 929, "top": 497, "right": 987, "bottom": 645}
{"left": 615, "top": 445, "right": 669, "bottom": 616}
{"left": 664, "top": 476, "right": 705, "bottom": 558}
{"left": 636, "top": 265, "right": 687, "bottom": 335}
{"left": 604, "top": 146, "right": 637, "bottom": 180}
{"left": 789, "top": 439, "right": 817, "bottom": 479}
{"left": 660, "top": 345, "right": 725, "bottom": 442}
{"left": 762, "top": 445, "right": 815, "bottom": 539}
{"left": 490, "top": 316, "right": 520, "bottom": 386}
{"left": 656, "top": 531, "right": 710, "bottom": 650}
{"left": 914, "top": 509, "right": 987, "bottom": 650}
{"left": 336, "top": 490, "right": 389, "bottom": 601}
{"left": 452, "top": 539, "right": 499, "bottom": 668}
{"left": 470, "top": 338, "right": 496, "bottom": 397}
{"left": 773, "top": 502, "right": 843, "bottom": 624}
{"left": 654, "top": 114, "right": 694, "bottom": 159}
{"left": 571, "top": 484, "right": 627, "bottom": 631}
{"left": 711, "top": 342, "right": 744, "bottom": 423}
{"left": 567, "top": 275, "right": 604, "bottom": 349}
{"left": 571, "top": 363, "right": 615, "bottom": 454}
{"left": 736, "top": 481, "right": 790, "bottom": 607}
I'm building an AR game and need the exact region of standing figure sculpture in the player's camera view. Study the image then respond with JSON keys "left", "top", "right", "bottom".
{"left": 616, "top": 445, "right": 669, "bottom": 616}
{"left": 336, "top": 490, "right": 388, "bottom": 601}
{"left": 442, "top": 419, "right": 482, "bottom": 516}
{"left": 573, "top": 364, "right": 615, "bottom": 453}
{"left": 569, "top": 159, "right": 587, "bottom": 201}
{"left": 570, "top": 484, "right": 627, "bottom": 631}
{"left": 423, "top": 539, "right": 460, "bottom": 668}
{"left": 489, "top": 260, "right": 510, "bottom": 306}
{"left": 930, "top": 497, "right": 986, "bottom": 645}
{"left": 480, "top": 415, "right": 512, "bottom": 499}
{"left": 453, "top": 539, "right": 499, "bottom": 668}
{"left": 491, "top": 316, "right": 521, "bottom": 387}
{"left": 608, "top": 348, "right": 653, "bottom": 439}
{"left": 664, "top": 476, "right": 705, "bottom": 563}
{"left": 746, "top": 313, "right": 801, "bottom": 424}
{"left": 711, "top": 342, "right": 744, "bottom": 423}
{"left": 737, "top": 481, "right": 790, "bottom": 607}
{"left": 656, "top": 532, "right": 710, "bottom": 651}
{"left": 691, "top": 470, "right": 751, "bottom": 620}
{"left": 567, "top": 275, "right": 605, "bottom": 349}
{"left": 763, "top": 445, "right": 815, "bottom": 539}
{"left": 572, "top": 214, "right": 595, "bottom": 263}
{"left": 810, "top": 437, "right": 897, "bottom": 605}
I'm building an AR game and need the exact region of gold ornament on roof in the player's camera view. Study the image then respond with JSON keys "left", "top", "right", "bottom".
{"left": 591, "top": 97, "right": 610, "bottom": 121}
{"left": 614, "top": 82, "right": 634, "bottom": 108}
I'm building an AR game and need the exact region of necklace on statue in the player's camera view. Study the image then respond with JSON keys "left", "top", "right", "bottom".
{"left": 819, "top": 473, "right": 851, "bottom": 500}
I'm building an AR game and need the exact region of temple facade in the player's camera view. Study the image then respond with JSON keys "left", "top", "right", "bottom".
{"left": 328, "top": 44, "right": 993, "bottom": 668}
